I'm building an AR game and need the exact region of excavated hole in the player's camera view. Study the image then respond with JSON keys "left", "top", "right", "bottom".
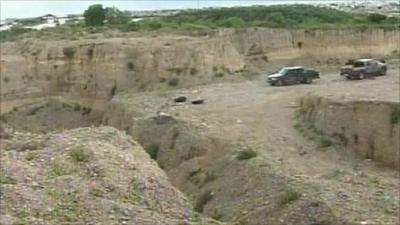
{"left": 0, "top": 99, "right": 226, "bottom": 220}
{"left": 0, "top": 99, "right": 348, "bottom": 224}
{"left": 0, "top": 100, "right": 103, "bottom": 133}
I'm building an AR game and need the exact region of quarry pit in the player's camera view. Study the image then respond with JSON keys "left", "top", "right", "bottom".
{"left": 1, "top": 28, "right": 399, "bottom": 225}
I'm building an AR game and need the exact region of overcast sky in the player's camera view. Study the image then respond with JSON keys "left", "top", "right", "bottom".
{"left": 0, "top": 0, "right": 370, "bottom": 20}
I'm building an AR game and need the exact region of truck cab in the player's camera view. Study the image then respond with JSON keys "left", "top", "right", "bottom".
{"left": 267, "top": 66, "right": 319, "bottom": 86}
{"left": 340, "top": 59, "right": 387, "bottom": 80}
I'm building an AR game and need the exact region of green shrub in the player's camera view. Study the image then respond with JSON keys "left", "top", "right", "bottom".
{"left": 190, "top": 68, "right": 198, "bottom": 76}
{"left": 0, "top": 26, "right": 32, "bottom": 42}
{"left": 0, "top": 173, "right": 17, "bottom": 184}
{"left": 127, "top": 62, "right": 135, "bottom": 70}
{"left": 145, "top": 143, "right": 159, "bottom": 160}
{"left": 194, "top": 190, "right": 214, "bottom": 212}
{"left": 318, "top": 137, "right": 332, "bottom": 148}
{"left": 368, "top": 13, "right": 387, "bottom": 23}
{"left": 217, "top": 17, "right": 245, "bottom": 28}
{"left": 278, "top": 189, "right": 301, "bottom": 206}
{"left": 73, "top": 104, "right": 81, "bottom": 111}
{"left": 215, "top": 72, "right": 225, "bottom": 77}
{"left": 83, "top": 4, "right": 106, "bottom": 27}
{"left": 123, "top": 22, "right": 140, "bottom": 32}
{"left": 390, "top": 105, "right": 400, "bottom": 125}
{"left": 87, "top": 47, "right": 94, "bottom": 59}
{"left": 237, "top": 149, "right": 257, "bottom": 160}
{"left": 25, "top": 151, "right": 37, "bottom": 161}
{"left": 139, "top": 19, "right": 165, "bottom": 30}
{"left": 63, "top": 47, "right": 75, "bottom": 59}
{"left": 168, "top": 78, "right": 180, "bottom": 86}
{"left": 69, "top": 147, "right": 93, "bottom": 163}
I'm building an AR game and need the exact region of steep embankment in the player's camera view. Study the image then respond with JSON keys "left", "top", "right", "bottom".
{"left": 296, "top": 96, "right": 400, "bottom": 169}
{"left": 1, "top": 28, "right": 399, "bottom": 113}
{"left": 218, "top": 28, "right": 400, "bottom": 67}
{"left": 0, "top": 35, "right": 244, "bottom": 113}
{"left": 0, "top": 126, "right": 223, "bottom": 225}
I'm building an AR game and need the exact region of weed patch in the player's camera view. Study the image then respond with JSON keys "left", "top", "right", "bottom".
{"left": 145, "top": 143, "right": 159, "bottom": 160}
{"left": 63, "top": 47, "right": 75, "bottom": 59}
{"left": 25, "top": 151, "right": 38, "bottom": 161}
{"left": 168, "top": 78, "right": 180, "bottom": 86}
{"left": 237, "top": 149, "right": 257, "bottom": 160}
{"left": 390, "top": 105, "right": 400, "bottom": 125}
{"left": 278, "top": 189, "right": 301, "bottom": 206}
{"left": 69, "top": 147, "right": 93, "bottom": 163}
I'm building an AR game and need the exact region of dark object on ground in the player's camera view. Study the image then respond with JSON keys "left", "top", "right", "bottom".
{"left": 340, "top": 58, "right": 387, "bottom": 80}
{"left": 191, "top": 99, "right": 205, "bottom": 105}
{"left": 267, "top": 66, "right": 320, "bottom": 86}
{"left": 174, "top": 96, "right": 187, "bottom": 103}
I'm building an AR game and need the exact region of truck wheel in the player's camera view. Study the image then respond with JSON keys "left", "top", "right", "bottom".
{"left": 359, "top": 73, "right": 365, "bottom": 80}
{"left": 305, "top": 77, "right": 312, "bottom": 84}
{"left": 380, "top": 69, "right": 387, "bottom": 76}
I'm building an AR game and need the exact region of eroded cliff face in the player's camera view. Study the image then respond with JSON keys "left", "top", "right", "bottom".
{"left": 1, "top": 28, "right": 399, "bottom": 113}
{"left": 297, "top": 96, "right": 400, "bottom": 169}
{"left": 0, "top": 35, "right": 245, "bottom": 112}
{"left": 220, "top": 28, "right": 400, "bottom": 62}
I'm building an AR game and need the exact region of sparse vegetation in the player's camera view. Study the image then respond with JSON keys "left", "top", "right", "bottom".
{"left": 278, "top": 189, "right": 301, "bottom": 206}
{"left": 190, "top": 68, "right": 198, "bottom": 76}
{"left": 49, "top": 161, "right": 74, "bottom": 177}
{"left": 215, "top": 72, "right": 225, "bottom": 78}
{"left": 69, "top": 146, "right": 93, "bottom": 163}
{"left": 87, "top": 47, "right": 94, "bottom": 59}
{"left": 145, "top": 143, "right": 159, "bottom": 160}
{"left": 2, "top": 5, "right": 399, "bottom": 42}
{"left": 0, "top": 173, "right": 17, "bottom": 184}
{"left": 127, "top": 179, "right": 145, "bottom": 202}
{"left": 25, "top": 151, "right": 38, "bottom": 161}
{"left": 390, "top": 105, "right": 400, "bottom": 125}
{"left": 168, "top": 78, "right": 180, "bottom": 86}
{"left": 73, "top": 104, "right": 81, "bottom": 111}
{"left": 237, "top": 148, "right": 257, "bottom": 160}
{"left": 318, "top": 136, "right": 333, "bottom": 148}
{"left": 127, "top": 62, "right": 135, "bottom": 70}
{"left": 63, "top": 47, "right": 75, "bottom": 59}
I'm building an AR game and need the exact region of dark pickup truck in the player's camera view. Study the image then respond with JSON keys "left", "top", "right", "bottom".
{"left": 267, "top": 67, "right": 320, "bottom": 86}
{"left": 340, "top": 59, "right": 387, "bottom": 80}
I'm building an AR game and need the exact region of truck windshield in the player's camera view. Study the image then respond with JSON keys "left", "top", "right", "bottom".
{"left": 279, "top": 68, "right": 289, "bottom": 75}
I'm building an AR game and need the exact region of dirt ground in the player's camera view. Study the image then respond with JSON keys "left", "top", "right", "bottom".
{"left": 107, "top": 59, "right": 400, "bottom": 224}
{"left": 2, "top": 58, "right": 399, "bottom": 224}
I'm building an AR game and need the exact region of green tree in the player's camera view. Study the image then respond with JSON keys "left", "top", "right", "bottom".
{"left": 105, "top": 7, "right": 130, "bottom": 25}
{"left": 217, "top": 17, "right": 245, "bottom": 28}
{"left": 83, "top": 4, "right": 106, "bottom": 27}
{"left": 368, "top": 13, "right": 387, "bottom": 23}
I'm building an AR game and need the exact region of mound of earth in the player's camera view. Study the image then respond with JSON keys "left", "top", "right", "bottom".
{"left": 0, "top": 126, "right": 222, "bottom": 225}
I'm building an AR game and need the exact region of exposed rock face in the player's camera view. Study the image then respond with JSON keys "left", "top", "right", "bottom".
{"left": 297, "top": 96, "right": 400, "bottom": 169}
{"left": 0, "top": 35, "right": 244, "bottom": 113}
{"left": 0, "top": 126, "right": 222, "bottom": 225}
{"left": 1, "top": 28, "right": 399, "bottom": 113}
